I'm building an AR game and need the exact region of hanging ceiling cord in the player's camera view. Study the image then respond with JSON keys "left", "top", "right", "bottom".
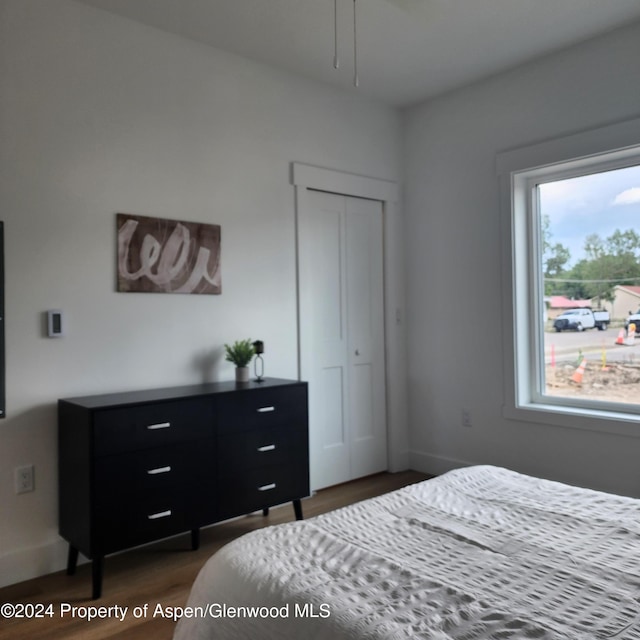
{"left": 333, "top": 0, "right": 359, "bottom": 87}
{"left": 334, "top": 0, "right": 340, "bottom": 69}
{"left": 353, "top": 0, "right": 359, "bottom": 87}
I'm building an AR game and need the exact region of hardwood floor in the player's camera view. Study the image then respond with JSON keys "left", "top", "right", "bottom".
{"left": 0, "top": 471, "right": 429, "bottom": 640}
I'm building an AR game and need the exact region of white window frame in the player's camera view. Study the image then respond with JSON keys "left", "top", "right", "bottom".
{"left": 497, "top": 117, "right": 640, "bottom": 437}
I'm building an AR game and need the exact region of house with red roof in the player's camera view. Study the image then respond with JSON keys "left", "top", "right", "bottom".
{"left": 547, "top": 296, "right": 592, "bottom": 320}
{"left": 547, "top": 288, "right": 640, "bottom": 321}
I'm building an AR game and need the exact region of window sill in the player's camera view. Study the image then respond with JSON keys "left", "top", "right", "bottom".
{"left": 503, "top": 400, "right": 640, "bottom": 438}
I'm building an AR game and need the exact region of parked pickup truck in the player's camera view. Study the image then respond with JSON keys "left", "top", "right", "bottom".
{"left": 625, "top": 309, "right": 640, "bottom": 335}
{"left": 553, "top": 308, "right": 610, "bottom": 332}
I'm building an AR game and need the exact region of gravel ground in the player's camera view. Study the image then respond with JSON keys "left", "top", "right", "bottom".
{"left": 546, "top": 360, "right": 640, "bottom": 404}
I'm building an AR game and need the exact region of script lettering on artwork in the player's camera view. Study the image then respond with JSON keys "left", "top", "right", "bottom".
{"left": 117, "top": 213, "right": 221, "bottom": 294}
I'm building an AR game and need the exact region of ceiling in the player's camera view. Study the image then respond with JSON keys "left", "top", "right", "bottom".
{"left": 75, "top": 0, "right": 640, "bottom": 107}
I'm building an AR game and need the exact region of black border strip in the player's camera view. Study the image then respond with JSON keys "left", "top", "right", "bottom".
{"left": 0, "top": 221, "right": 5, "bottom": 417}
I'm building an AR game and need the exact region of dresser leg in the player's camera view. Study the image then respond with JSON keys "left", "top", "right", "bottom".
{"left": 92, "top": 556, "right": 103, "bottom": 600}
{"left": 262, "top": 508, "right": 269, "bottom": 516}
{"left": 191, "top": 528, "right": 200, "bottom": 551}
{"left": 293, "top": 499, "right": 303, "bottom": 521}
{"left": 66, "top": 545, "right": 79, "bottom": 576}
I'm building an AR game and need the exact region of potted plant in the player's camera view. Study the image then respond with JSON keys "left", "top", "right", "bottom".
{"left": 224, "top": 339, "right": 255, "bottom": 383}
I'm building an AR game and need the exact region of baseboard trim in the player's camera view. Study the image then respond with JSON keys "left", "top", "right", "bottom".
{"left": 388, "top": 450, "right": 410, "bottom": 473}
{"left": 0, "top": 538, "right": 73, "bottom": 589}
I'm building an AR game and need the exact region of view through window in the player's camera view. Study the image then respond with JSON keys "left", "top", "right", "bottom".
{"left": 539, "top": 164, "right": 640, "bottom": 407}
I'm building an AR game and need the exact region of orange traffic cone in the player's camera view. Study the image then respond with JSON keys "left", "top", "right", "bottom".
{"left": 627, "top": 323, "right": 636, "bottom": 346}
{"left": 616, "top": 329, "right": 625, "bottom": 345}
{"left": 571, "top": 357, "right": 587, "bottom": 384}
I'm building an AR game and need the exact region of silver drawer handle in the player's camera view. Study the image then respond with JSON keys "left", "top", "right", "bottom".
{"left": 257, "top": 444, "right": 276, "bottom": 452}
{"left": 147, "top": 466, "right": 171, "bottom": 475}
{"left": 148, "top": 510, "right": 172, "bottom": 520}
{"left": 257, "top": 406, "right": 275, "bottom": 413}
{"left": 258, "top": 483, "right": 276, "bottom": 492}
{"left": 147, "top": 422, "right": 171, "bottom": 430}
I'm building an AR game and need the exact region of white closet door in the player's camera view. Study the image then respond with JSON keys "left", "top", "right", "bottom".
{"left": 345, "top": 196, "right": 387, "bottom": 480}
{"left": 299, "top": 190, "right": 387, "bottom": 490}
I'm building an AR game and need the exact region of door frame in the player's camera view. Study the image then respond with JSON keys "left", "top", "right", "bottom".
{"left": 292, "top": 162, "right": 409, "bottom": 476}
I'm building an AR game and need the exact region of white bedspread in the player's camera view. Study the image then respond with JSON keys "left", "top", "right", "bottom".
{"left": 174, "top": 465, "right": 640, "bottom": 639}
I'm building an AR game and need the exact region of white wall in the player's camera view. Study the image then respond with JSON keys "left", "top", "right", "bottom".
{"left": 0, "top": 0, "right": 403, "bottom": 587}
{"left": 404, "top": 21, "right": 640, "bottom": 495}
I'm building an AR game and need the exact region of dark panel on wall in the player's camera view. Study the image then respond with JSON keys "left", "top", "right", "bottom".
{"left": 0, "top": 222, "right": 4, "bottom": 418}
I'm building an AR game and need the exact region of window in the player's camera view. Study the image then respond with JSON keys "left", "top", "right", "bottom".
{"left": 539, "top": 165, "right": 640, "bottom": 407}
{"left": 498, "top": 118, "right": 640, "bottom": 434}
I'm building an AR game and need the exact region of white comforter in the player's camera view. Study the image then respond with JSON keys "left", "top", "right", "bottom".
{"left": 174, "top": 465, "right": 640, "bottom": 639}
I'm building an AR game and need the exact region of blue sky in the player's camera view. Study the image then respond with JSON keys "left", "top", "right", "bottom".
{"left": 539, "top": 164, "right": 640, "bottom": 267}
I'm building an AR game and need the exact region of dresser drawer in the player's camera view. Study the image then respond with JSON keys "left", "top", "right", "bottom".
{"left": 94, "top": 487, "right": 194, "bottom": 554}
{"left": 217, "top": 385, "right": 307, "bottom": 434}
{"left": 94, "top": 440, "right": 213, "bottom": 493}
{"left": 217, "top": 463, "right": 308, "bottom": 519}
{"left": 218, "top": 425, "right": 306, "bottom": 476}
{"left": 93, "top": 397, "right": 213, "bottom": 455}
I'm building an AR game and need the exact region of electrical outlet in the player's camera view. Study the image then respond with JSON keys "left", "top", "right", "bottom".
{"left": 15, "top": 465, "right": 35, "bottom": 494}
{"left": 461, "top": 409, "right": 472, "bottom": 428}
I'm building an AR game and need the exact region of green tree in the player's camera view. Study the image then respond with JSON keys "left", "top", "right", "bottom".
{"left": 606, "top": 229, "right": 640, "bottom": 257}
{"left": 542, "top": 214, "right": 571, "bottom": 295}
{"left": 562, "top": 229, "right": 640, "bottom": 304}
{"left": 561, "top": 259, "right": 589, "bottom": 300}
{"left": 584, "top": 233, "right": 605, "bottom": 260}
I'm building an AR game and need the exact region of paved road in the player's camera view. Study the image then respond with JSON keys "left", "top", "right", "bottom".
{"left": 544, "top": 327, "right": 640, "bottom": 364}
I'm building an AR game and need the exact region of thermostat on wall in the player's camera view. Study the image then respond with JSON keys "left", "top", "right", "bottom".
{"left": 47, "top": 310, "right": 64, "bottom": 337}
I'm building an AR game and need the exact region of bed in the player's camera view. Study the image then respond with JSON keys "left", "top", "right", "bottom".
{"left": 174, "top": 465, "right": 640, "bottom": 639}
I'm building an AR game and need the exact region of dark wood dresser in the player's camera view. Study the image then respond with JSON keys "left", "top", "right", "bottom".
{"left": 58, "top": 378, "right": 309, "bottom": 599}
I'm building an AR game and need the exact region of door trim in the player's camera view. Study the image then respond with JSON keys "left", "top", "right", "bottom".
{"left": 291, "top": 162, "right": 409, "bottom": 477}
{"left": 292, "top": 163, "right": 399, "bottom": 202}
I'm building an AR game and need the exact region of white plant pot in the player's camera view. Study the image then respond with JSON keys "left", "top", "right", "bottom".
{"left": 235, "top": 366, "right": 250, "bottom": 383}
